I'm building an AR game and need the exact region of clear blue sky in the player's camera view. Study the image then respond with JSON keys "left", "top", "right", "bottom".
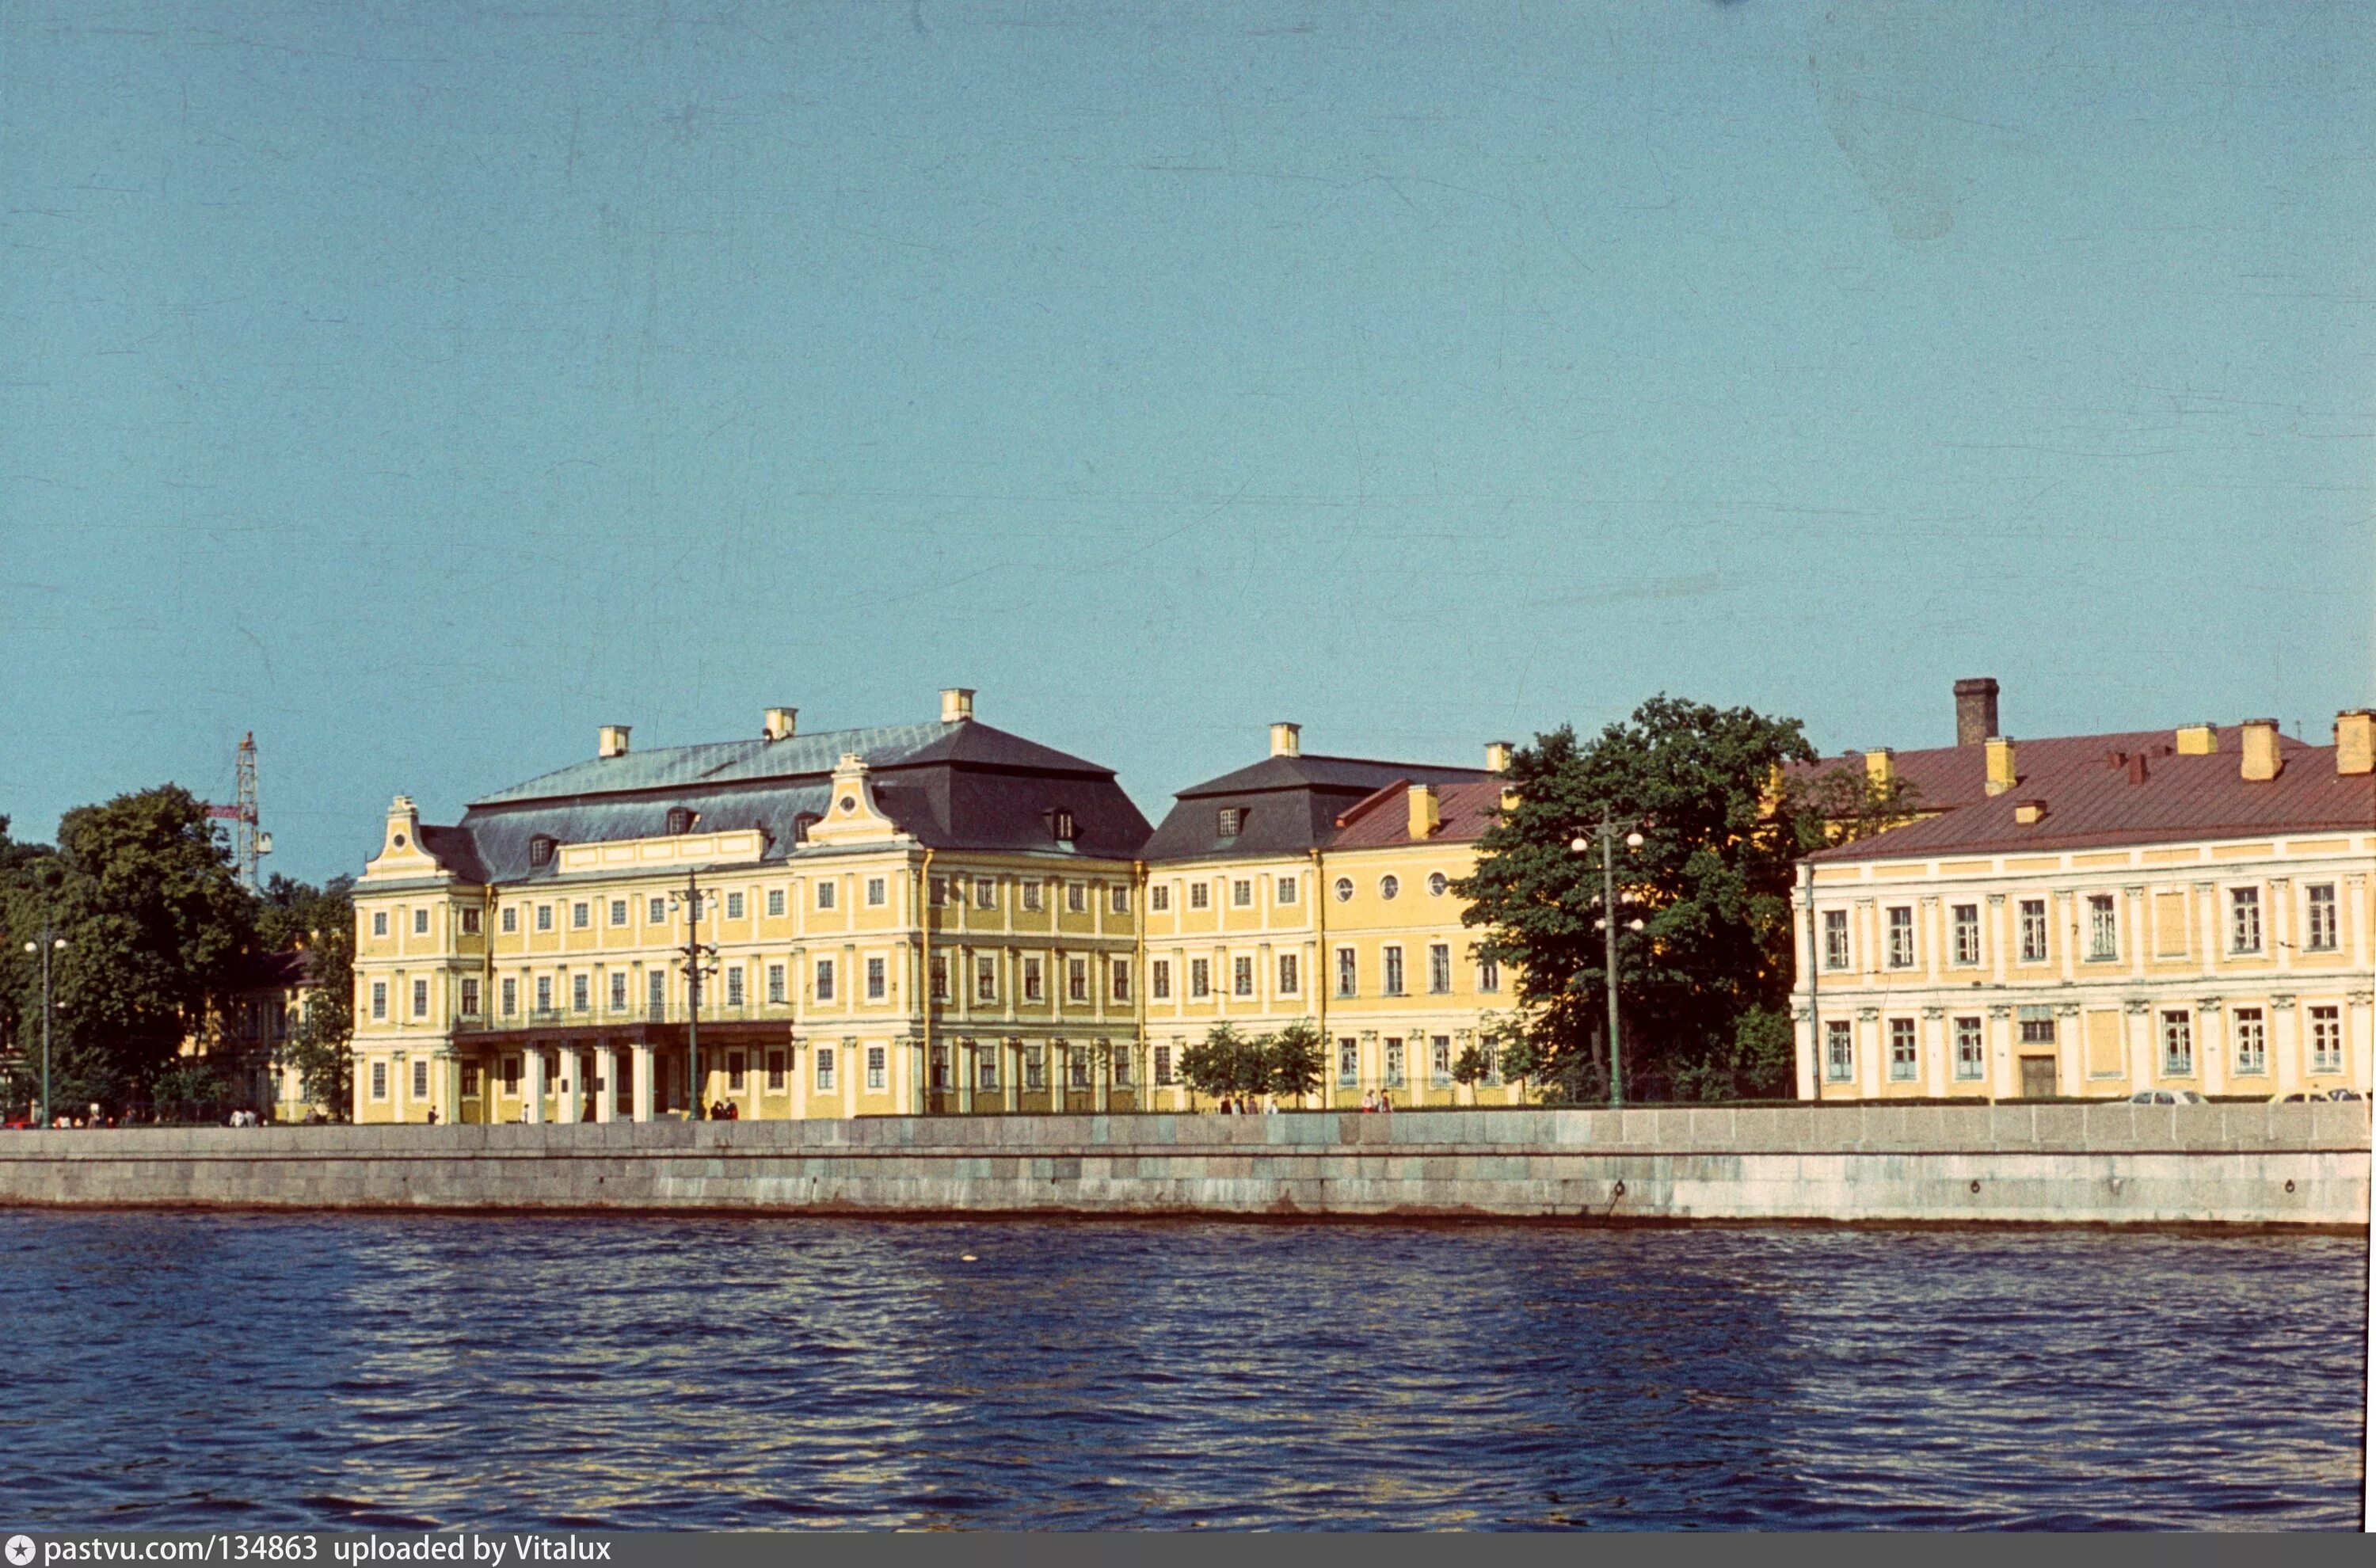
{"left": 4, "top": 1, "right": 2371, "bottom": 884}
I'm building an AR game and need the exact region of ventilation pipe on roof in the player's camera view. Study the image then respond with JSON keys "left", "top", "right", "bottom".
{"left": 1407, "top": 784, "right": 1441, "bottom": 841}
{"left": 2240, "top": 718, "right": 2283, "bottom": 782}
{"left": 1984, "top": 736, "right": 2017, "bottom": 797}
{"left": 598, "top": 724, "right": 631, "bottom": 759}
{"left": 764, "top": 707, "right": 798, "bottom": 742}
{"left": 2176, "top": 722, "right": 2218, "bottom": 755}
{"left": 1485, "top": 740, "right": 1514, "bottom": 774}
{"left": 1270, "top": 722, "right": 1302, "bottom": 759}
{"left": 941, "top": 688, "right": 975, "bottom": 724}
{"left": 2336, "top": 710, "right": 2375, "bottom": 776}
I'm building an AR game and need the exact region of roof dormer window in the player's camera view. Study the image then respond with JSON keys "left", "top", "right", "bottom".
{"left": 527, "top": 835, "right": 557, "bottom": 868}
{"left": 794, "top": 812, "right": 821, "bottom": 844}
{"left": 1046, "top": 808, "right": 1076, "bottom": 844}
{"left": 1217, "top": 807, "right": 1243, "bottom": 839}
{"left": 664, "top": 806, "right": 695, "bottom": 836}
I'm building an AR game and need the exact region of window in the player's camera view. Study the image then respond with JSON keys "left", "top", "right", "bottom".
{"left": 1154, "top": 1045, "right": 1175, "bottom": 1087}
{"left": 1479, "top": 954, "right": 1500, "bottom": 992}
{"left": 1150, "top": 885, "right": 1170, "bottom": 912}
{"left": 1232, "top": 879, "right": 1253, "bottom": 908}
{"left": 1431, "top": 1036, "right": 1452, "bottom": 1083}
{"left": 571, "top": 974, "right": 589, "bottom": 1012}
{"left": 767, "top": 887, "right": 786, "bottom": 917}
{"left": 1383, "top": 945, "right": 1405, "bottom": 996}
{"left": 1822, "top": 910, "right": 1849, "bottom": 971}
{"left": 1022, "top": 882, "right": 1043, "bottom": 912}
{"left": 725, "top": 968, "right": 745, "bottom": 1008}
{"left": 609, "top": 972, "right": 626, "bottom": 1012}
{"left": 1024, "top": 1046, "right": 1045, "bottom": 1090}
{"left": 411, "top": 979, "right": 428, "bottom": 1018}
{"left": 1110, "top": 959, "right": 1130, "bottom": 1003}
{"left": 664, "top": 807, "right": 694, "bottom": 836}
{"left": 572, "top": 903, "right": 589, "bottom": 931}
{"left": 1888, "top": 1018, "right": 1917, "bottom": 1081}
{"left": 1885, "top": 907, "right": 1914, "bottom": 969}
{"left": 1277, "top": 953, "right": 1299, "bottom": 996}
{"left": 1112, "top": 1044, "right": 1133, "bottom": 1087}
{"left": 1428, "top": 943, "right": 1452, "bottom": 995}
{"left": 1338, "top": 1037, "right": 1359, "bottom": 1087}
{"left": 1430, "top": 872, "right": 1449, "bottom": 898}
{"left": 866, "top": 1045, "right": 885, "bottom": 1090}
{"left": 1825, "top": 1020, "right": 1853, "bottom": 1082}
{"left": 461, "top": 1064, "right": 480, "bottom": 1098}
{"left": 501, "top": 1056, "right": 520, "bottom": 1095}
{"left": 608, "top": 900, "right": 627, "bottom": 928}
{"left": 413, "top": 908, "right": 429, "bottom": 934}
{"left": 371, "top": 1060, "right": 388, "bottom": 1100}
{"left": 648, "top": 896, "right": 665, "bottom": 923}
{"left": 819, "top": 881, "right": 839, "bottom": 911}
{"left": 867, "top": 957, "right": 887, "bottom": 1001}
{"left": 2084, "top": 894, "right": 2118, "bottom": 960}
{"left": 1189, "top": 882, "right": 1209, "bottom": 911}
{"left": 1950, "top": 904, "right": 1979, "bottom": 966}
{"left": 1069, "top": 1047, "right": 1091, "bottom": 1089}
{"left": 1189, "top": 959, "right": 1210, "bottom": 999}
{"left": 1151, "top": 960, "right": 1171, "bottom": 999}
{"left": 2161, "top": 1010, "right": 2194, "bottom": 1076}
{"left": 931, "top": 955, "right": 950, "bottom": 1002}
{"left": 816, "top": 1046, "right": 836, "bottom": 1093}
{"left": 2017, "top": 1005, "right": 2054, "bottom": 1045}
{"left": 930, "top": 876, "right": 950, "bottom": 908}
{"left": 461, "top": 908, "right": 482, "bottom": 935}
{"left": 2229, "top": 887, "right": 2262, "bottom": 954}
{"left": 930, "top": 1045, "right": 950, "bottom": 1090}
{"left": 977, "top": 1042, "right": 999, "bottom": 1090}
{"left": 535, "top": 975, "right": 553, "bottom": 1014}
{"left": 1067, "top": 882, "right": 1087, "bottom": 914}
{"left": 2306, "top": 884, "right": 2339, "bottom": 951}
{"left": 1217, "top": 807, "right": 1243, "bottom": 839}
{"left": 500, "top": 908, "right": 516, "bottom": 934}
{"left": 973, "top": 878, "right": 996, "bottom": 909}
{"left": 1068, "top": 957, "right": 1087, "bottom": 1003}
{"left": 975, "top": 955, "right": 996, "bottom": 1003}
{"left": 1334, "top": 877, "right": 1354, "bottom": 903}
{"left": 528, "top": 835, "right": 556, "bottom": 868}
{"left": 756, "top": 962, "right": 779, "bottom": 1006}
{"left": 647, "top": 970, "right": 664, "bottom": 1013}
{"left": 372, "top": 911, "right": 389, "bottom": 937}
{"left": 1110, "top": 885, "right": 1131, "bottom": 914}
{"left": 371, "top": 981, "right": 388, "bottom": 1021}
{"left": 2018, "top": 900, "right": 2047, "bottom": 963}
{"left": 727, "top": 1051, "right": 747, "bottom": 1092}
{"left": 1384, "top": 1038, "right": 1405, "bottom": 1087}
{"left": 1954, "top": 1016, "right": 1984, "bottom": 1080}
{"left": 816, "top": 959, "right": 836, "bottom": 1003}
{"left": 1380, "top": 875, "right": 1400, "bottom": 901}
{"left": 412, "top": 1059, "right": 429, "bottom": 1100}
{"left": 1337, "top": 947, "right": 1357, "bottom": 998}
{"left": 2311, "top": 1006, "right": 2343, "bottom": 1073}
{"left": 2232, "top": 1007, "right": 2266, "bottom": 1075}
{"left": 724, "top": 892, "right": 744, "bottom": 921}
{"left": 767, "top": 1051, "right": 786, "bottom": 1091}
{"left": 866, "top": 877, "right": 886, "bottom": 908}
{"left": 1023, "top": 957, "right": 1044, "bottom": 1003}
{"left": 536, "top": 904, "right": 553, "bottom": 933}
{"left": 501, "top": 977, "right": 517, "bottom": 1017}
{"left": 1048, "top": 809, "right": 1076, "bottom": 843}
{"left": 1232, "top": 955, "right": 1254, "bottom": 996}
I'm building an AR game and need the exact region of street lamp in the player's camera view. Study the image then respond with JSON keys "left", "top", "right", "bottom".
{"left": 1571, "top": 822, "right": 1646, "bottom": 1107}
{"left": 667, "top": 870, "right": 718, "bottom": 1119}
{"left": 22, "top": 932, "right": 65, "bottom": 1128}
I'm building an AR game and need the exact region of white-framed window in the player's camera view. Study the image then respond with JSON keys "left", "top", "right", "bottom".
{"left": 724, "top": 892, "right": 744, "bottom": 921}
{"left": 1022, "top": 957, "right": 1044, "bottom": 1003}
{"left": 501, "top": 1055, "right": 520, "bottom": 1095}
{"left": 500, "top": 977, "right": 517, "bottom": 1016}
{"left": 2087, "top": 894, "right": 2118, "bottom": 961}
{"left": 1885, "top": 907, "right": 1914, "bottom": 969}
{"left": 1151, "top": 959, "right": 1171, "bottom": 999}
{"left": 371, "top": 981, "right": 387, "bottom": 1021}
{"left": 1431, "top": 1035, "right": 1452, "bottom": 1083}
{"left": 1384, "top": 1038, "right": 1405, "bottom": 1087}
{"left": 1479, "top": 955, "right": 1500, "bottom": 992}
{"left": 2161, "top": 1010, "right": 2194, "bottom": 1076}
{"left": 930, "top": 956, "right": 950, "bottom": 1002}
{"left": 1189, "top": 958, "right": 1210, "bottom": 999}
{"left": 1111, "top": 1043, "right": 1133, "bottom": 1087}
{"left": 867, "top": 957, "right": 886, "bottom": 1001}
{"left": 1217, "top": 807, "right": 1243, "bottom": 839}
{"left": 725, "top": 967, "right": 745, "bottom": 1008}
{"left": 1338, "top": 1037, "right": 1359, "bottom": 1087}
{"left": 1426, "top": 872, "right": 1447, "bottom": 898}
{"left": 1067, "top": 882, "right": 1087, "bottom": 914}
{"left": 460, "top": 907, "right": 481, "bottom": 935}
{"left": 1382, "top": 945, "right": 1405, "bottom": 996}
{"left": 1024, "top": 1046, "right": 1045, "bottom": 1090}
{"left": 929, "top": 1044, "right": 950, "bottom": 1090}
{"left": 460, "top": 1062, "right": 480, "bottom": 1098}
{"left": 2310, "top": 1005, "right": 2343, "bottom": 1073}
{"left": 1110, "top": 959, "right": 1130, "bottom": 1003}
{"left": 1334, "top": 877, "right": 1354, "bottom": 903}
{"left": 411, "top": 978, "right": 428, "bottom": 1018}
{"left": 1232, "top": 955, "right": 1254, "bottom": 996}
{"left": 816, "top": 959, "right": 836, "bottom": 1002}
{"left": 647, "top": 970, "right": 664, "bottom": 1012}
{"left": 1150, "top": 885, "right": 1170, "bottom": 912}
{"left": 2018, "top": 899, "right": 2048, "bottom": 963}
{"left": 2232, "top": 1007, "right": 2266, "bottom": 1075}
{"left": 370, "top": 1060, "right": 388, "bottom": 1100}
{"left": 1951, "top": 904, "right": 1980, "bottom": 966}
{"left": 1822, "top": 910, "right": 1849, "bottom": 971}
{"left": 1336, "top": 947, "right": 1357, "bottom": 998}
{"left": 610, "top": 900, "right": 628, "bottom": 927}
{"left": 1825, "top": 1020, "right": 1853, "bottom": 1082}
{"left": 1154, "top": 1045, "right": 1174, "bottom": 1087}
{"left": 372, "top": 911, "right": 389, "bottom": 937}
{"left": 866, "top": 877, "right": 887, "bottom": 908}
{"left": 975, "top": 955, "right": 996, "bottom": 1003}
{"left": 536, "top": 904, "right": 553, "bottom": 933}
{"left": 572, "top": 973, "right": 589, "bottom": 1012}
{"left": 866, "top": 1045, "right": 885, "bottom": 1090}
{"left": 1189, "top": 882, "right": 1210, "bottom": 911}
{"left": 1429, "top": 943, "right": 1452, "bottom": 994}
{"left": 1069, "top": 1046, "right": 1091, "bottom": 1089}
{"left": 816, "top": 1046, "right": 836, "bottom": 1093}
{"left": 1380, "top": 875, "right": 1400, "bottom": 901}
{"left": 1277, "top": 953, "right": 1299, "bottom": 996}
{"left": 976, "top": 1041, "right": 999, "bottom": 1090}
{"left": 819, "top": 881, "right": 839, "bottom": 911}
{"left": 648, "top": 896, "right": 665, "bottom": 923}
{"left": 1110, "top": 885, "right": 1130, "bottom": 914}
{"left": 535, "top": 975, "right": 553, "bottom": 1014}
{"left": 1232, "top": 879, "right": 1253, "bottom": 908}
{"left": 572, "top": 903, "right": 589, "bottom": 930}
{"left": 767, "top": 963, "right": 786, "bottom": 1004}
{"left": 2305, "top": 884, "right": 2339, "bottom": 951}
{"left": 2229, "top": 887, "right": 2262, "bottom": 954}
{"left": 1888, "top": 1017, "right": 1917, "bottom": 1081}
{"left": 413, "top": 908, "right": 428, "bottom": 935}
{"left": 767, "top": 887, "right": 786, "bottom": 917}
{"left": 1954, "top": 1015, "right": 1984, "bottom": 1080}
{"left": 1068, "top": 957, "right": 1087, "bottom": 1003}
{"left": 1022, "top": 882, "right": 1044, "bottom": 912}
{"left": 930, "top": 876, "right": 949, "bottom": 908}
{"left": 412, "top": 1058, "right": 428, "bottom": 1100}
{"left": 1276, "top": 876, "right": 1298, "bottom": 905}
{"left": 500, "top": 908, "right": 516, "bottom": 934}
{"left": 609, "top": 972, "right": 627, "bottom": 1011}
{"left": 973, "top": 877, "right": 996, "bottom": 908}
{"left": 767, "top": 1050, "right": 786, "bottom": 1091}
{"left": 2018, "top": 1005, "right": 2054, "bottom": 1045}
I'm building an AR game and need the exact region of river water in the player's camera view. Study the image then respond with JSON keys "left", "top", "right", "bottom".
{"left": 0, "top": 1212, "right": 2363, "bottom": 1531}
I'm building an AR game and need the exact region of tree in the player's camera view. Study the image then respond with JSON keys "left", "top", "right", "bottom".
{"left": 1262, "top": 1020, "right": 1326, "bottom": 1106}
{"left": 1178, "top": 1023, "right": 1262, "bottom": 1103}
{"left": 1803, "top": 759, "right": 1924, "bottom": 844}
{"left": 1453, "top": 696, "right": 1820, "bottom": 1103}
{"left": 255, "top": 873, "right": 356, "bottom": 1119}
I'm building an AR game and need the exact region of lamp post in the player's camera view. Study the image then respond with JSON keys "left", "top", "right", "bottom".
{"left": 668, "top": 869, "right": 718, "bottom": 1120}
{"left": 1571, "top": 821, "right": 1644, "bottom": 1107}
{"left": 22, "top": 931, "right": 65, "bottom": 1128}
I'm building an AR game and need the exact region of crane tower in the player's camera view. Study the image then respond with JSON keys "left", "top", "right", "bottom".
{"left": 204, "top": 732, "right": 272, "bottom": 891}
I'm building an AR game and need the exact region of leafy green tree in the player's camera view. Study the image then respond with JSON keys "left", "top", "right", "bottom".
{"left": 1450, "top": 1044, "right": 1491, "bottom": 1103}
{"left": 255, "top": 873, "right": 356, "bottom": 1119}
{"left": 1453, "top": 696, "right": 1820, "bottom": 1103}
{"left": 1262, "top": 1020, "right": 1326, "bottom": 1106}
{"left": 1803, "top": 759, "right": 1924, "bottom": 844}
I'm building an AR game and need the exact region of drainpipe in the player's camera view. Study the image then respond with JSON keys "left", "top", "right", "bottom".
{"left": 918, "top": 848, "right": 935, "bottom": 1118}
{"left": 1132, "top": 858, "right": 1147, "bottom": 1109}
{"left": 1310, "top": 845, "right": 1327, "bottom": 1111}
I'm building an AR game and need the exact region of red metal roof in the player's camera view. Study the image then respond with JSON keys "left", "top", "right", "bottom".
{"left": 1327, "top": 779, "right": 1506, "bottom": 850}
{"left": 1788, "top": 724, "right": 2313, "bottom": 816}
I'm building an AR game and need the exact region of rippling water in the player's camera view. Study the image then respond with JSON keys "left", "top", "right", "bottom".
{"left": 0, "top": 1212, "right": 2363, "bottom": 1530}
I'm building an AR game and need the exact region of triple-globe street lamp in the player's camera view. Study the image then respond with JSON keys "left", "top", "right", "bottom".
{"left": 1571, "top": 823, "right": 1645, "bottom": 1108}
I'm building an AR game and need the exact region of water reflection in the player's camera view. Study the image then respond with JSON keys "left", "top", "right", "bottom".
{"left": 0, "top": 1214, "right": 2361, "bottom": 1529}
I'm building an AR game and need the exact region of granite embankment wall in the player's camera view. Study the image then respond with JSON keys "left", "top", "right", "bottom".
{"left": 0, "top": 1104, "right": 2366, "bottom": 1228}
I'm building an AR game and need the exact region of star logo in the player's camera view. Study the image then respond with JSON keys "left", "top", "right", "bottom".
{"left": 6, "top": 1535, "right": 35, "bottom": 1566}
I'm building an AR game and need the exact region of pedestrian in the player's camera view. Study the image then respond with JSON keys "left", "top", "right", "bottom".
{"left": 426, "top": 1107, "right": 439, "bottom": 1125}
{"left": 1361, "top": 1089, "right": 1377, "bottom": 1113}
{"left": 1380, "top": 1090, "right": 1395, "bottom": 1114}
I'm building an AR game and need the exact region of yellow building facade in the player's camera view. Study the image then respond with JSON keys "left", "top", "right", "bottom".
{"left": 1794, "top": 714, "right": 2376, "bottom": 1102}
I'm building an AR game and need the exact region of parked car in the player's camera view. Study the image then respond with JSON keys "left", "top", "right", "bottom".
{"left": 2328, "top": 1087, "right": 2366, "bottom": 1102}
{"left": 2272, "top": 1090, "right": 2322, "bottom": 1104}
{"left": 2129, "top": 1090, "right": 2208, "bottom": 1106}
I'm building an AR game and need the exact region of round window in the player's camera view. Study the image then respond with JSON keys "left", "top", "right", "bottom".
{"left": 392, "top": 832, "right": 407, "bottom": 849}
{"left": 839, "top": 795, "right": 858, "bottom": 814}
{"left": 1380, "top": 874, "right": 1399, "bottom": 900}
{"left": 1334, "top": 877, "right": 1354, "bottom": 903}
{"left": 1427, "top": 872, "right": 1448, "bottom": 897}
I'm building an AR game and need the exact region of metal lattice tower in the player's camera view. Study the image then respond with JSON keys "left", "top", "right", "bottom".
{"left": 205, "top": 733, "right": 270, "bottom": 891}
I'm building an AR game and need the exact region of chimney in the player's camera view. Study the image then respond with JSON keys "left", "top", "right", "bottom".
{"left": 1954, "top": 677, "right": 2000, "bottom": 748}
{"left": 1984, "top": 736, "right": 2017, "bottom": 797}
{"left": 2336, "top": 710, "right": 2375, "bottom": 776}
{"left": 598, "top": 724, "right": 631, "bottom": 759}
{"left": 1270, "top": 721, "right": 1302, "bottom": 759}
{"left": 1485, "top": 740, "right": 1513, "bottom": 774}
{"left": 2128, "top": 752, "right": 2149, "bottom": 786}
{"left": 940, "top": 687, "right": 975, "bottom": 724}
{"left": 1864, "top": 748, "right": 1894, "bottom": 791}
{"left": 1407, "top": 783, "right": 1441, "bottom": 840}
{"left": 1499, "top": 784, "right": 1521, "bottom": 814}
{"left": 2176, "top": 722, "right": 2218, "bottom": 755}
{"left": 763, "top": 706, "right": 798, "bottom": 742}
{"left": 2014, "top": 798, "right": 2048, "bottom": 825}
{"left": 2240, "top": 718, "right": 2282, "bottom": 782}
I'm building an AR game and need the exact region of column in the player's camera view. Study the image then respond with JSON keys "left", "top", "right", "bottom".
{"left": 439, "top": 1054, "right": 460, "bottom": 1125}
{"left": 1986, "top": 893, "right": 2007, "bottom": 984}
{"left": 559, "top": 1049, "right": 584, "bottom": 1124}
{"left": 523, "top": 1046, "right": 546, "bottom": 1125}
{"left": 1003, "top": 1037, "right": 1019, "bottom": 1113}
{"left": 2271, "top": 877, "right": 2294, "bottom": 974}
{"left": 2126, "top": 885, "right": 2147, "bottom": 980}
{"left": 2124, "top": 1000, "right": 2150, "bottom": 1092}
{"left": 1922, "top": 1006, "right": 1947, "bottom": 1097}
{"left": 631, "top": 1041, "right": 653, "bottom": 1122}
{"left": 2271, "top": 996, "right": 2298, "bottom": 1094}
{"left": 2056, "top": 1003, "right": 2080, "bottom": 1094}
{"left": 2199, "top": 999, "right": 2226, "bottom": 1094}
{"left": 1986, "top": 1005, "right": 2012, "bottom": 1102}
{"left": 843, "top": 1037, "right": 858, "bottom": 1119}
{"left": 391, "top": 1049, "right": 409, "bottom": 1123}
{"left": 2195, "top": 882, "right": 2218, "bottom": 980}
{"left": 594, "top": 1044, "right": 616, "bottom": 1124}
{"left": 1856, "top": 1008, "right": 1879, "bottom": 1098}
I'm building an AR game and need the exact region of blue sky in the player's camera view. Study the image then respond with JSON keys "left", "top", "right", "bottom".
{"left": 4, "top": 1, "right": 2371, "bottom": 883}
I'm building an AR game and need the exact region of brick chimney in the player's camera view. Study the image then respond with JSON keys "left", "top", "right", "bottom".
{"left": 2336, "top": 710, "right": 2374, "bottom": 776}
{"left": 2240, "top": 718, "right": 2283, "bottom": 782}
{"left": 940, "top": 687, "right": 975, "bottom": 723}
{"left": 1270, "top": 721, "right": 1302, "bottom": 759}
{"left": 1954, "top": 677, "right": 1999, "bottom": 748}
{"left": 598, "top": 724, "right": 631, "bottom": 759}
{"left": 1407, "top": 783, "right": 1441, "bottom": 840}
{"left": 2176, "top": 722, "right": 2218, "bottom": 755}
{"left": 1485, "top": 740, "right": 1513, "bottom": 774}
{"left": 1985, "top": 736, "right": 2017, "bottom": 797}
{"left": 763, "top": 706, "right": 798, "bottom": 741}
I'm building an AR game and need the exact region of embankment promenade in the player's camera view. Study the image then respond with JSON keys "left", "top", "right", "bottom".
{"left": 0, "top": 1103, "right": 2367, "bottom": 1229}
